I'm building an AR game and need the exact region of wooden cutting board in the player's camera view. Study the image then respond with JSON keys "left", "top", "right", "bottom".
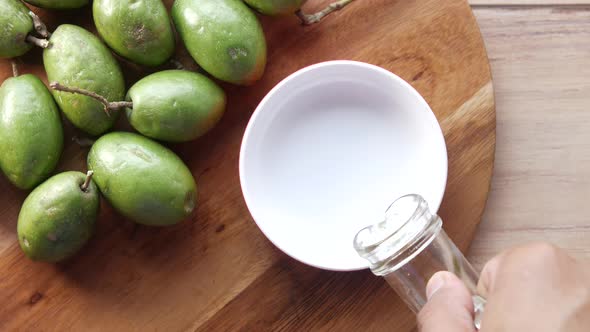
{"left": 0, "top": 0, "right": 495, "bottom": 330}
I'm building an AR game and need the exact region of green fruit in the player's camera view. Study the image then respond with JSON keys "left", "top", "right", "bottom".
{"left": 0, "top": 0, "right": 34, "bottom": 58}
{"left": 243, "top": 0, "right": 306, "bottom": 15}
{"left": 43, "top": 24, "right": 125, "bottom": 136}
{"left": 126, "top": 70, "right": 226, "bottom": 142}
{"left": 88, "top": 132, "right": 197, "bottom": 226}
{"left": 17, "top": 171, "right": 99, "bottom": 262}
{"left": 23, "top": 0, "right": 89, "bottom": 9}
{"left": 172, "top": 0, "right": 267, "bottom": 86}
{"left": 0, "top": 74, "right": 63, "bottom": 189}
{"left": 93, "top": 0, "right": 175, "bottom": 67}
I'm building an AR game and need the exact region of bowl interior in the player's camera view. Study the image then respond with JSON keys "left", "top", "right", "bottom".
{"left": 240, "top": 61, "right": 447, "bottom": 271}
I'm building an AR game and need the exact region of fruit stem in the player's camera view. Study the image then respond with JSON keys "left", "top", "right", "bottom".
{"left": 110, "top": 101, "right": 134, "bottom": 109}
{"left": 49, "top": 82, "right": 133, "bottom": 116}
{"left": 28, "top": 11, "right": 50, "bottom": 38}
{"left": 26, "top": 35, "right": 50, "bottom": 48}
{"left": 81, "top": 170, "right": 94, "bottom": 192}
{"left": 296, "top": 0, "right": 355, "bottom": 25}
{"left": 11, "top": 61, "right": 18, "bottom": 77}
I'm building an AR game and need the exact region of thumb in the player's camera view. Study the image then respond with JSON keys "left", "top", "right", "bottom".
{"left": 417, "top": 271, "right": 476, "bottom": 332}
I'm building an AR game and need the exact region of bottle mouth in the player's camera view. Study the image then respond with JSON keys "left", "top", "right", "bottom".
{"left": 353, "top": 194, "right": 439, "bottom": 271}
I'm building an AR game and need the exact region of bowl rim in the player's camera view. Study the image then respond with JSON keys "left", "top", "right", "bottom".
{"left": 239, "top": 60, "right": 448, "bottom": 271}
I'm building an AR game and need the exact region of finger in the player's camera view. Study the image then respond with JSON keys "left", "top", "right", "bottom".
{"left": 417, "top": 271, "right": 476, "bottom": 332}
{"left": 476, "top": 252, "right": 504, "bottom": 299}
{"left": 477, "top": 242, "right": 563, "bottom": 298}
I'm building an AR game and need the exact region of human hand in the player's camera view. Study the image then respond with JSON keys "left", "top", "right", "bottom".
{"left": 417, "top": 242, "right": 590, "bottom": 332}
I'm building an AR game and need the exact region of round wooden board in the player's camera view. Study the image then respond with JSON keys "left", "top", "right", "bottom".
{"left": 0, "top": 0, "right": 495, "bottom": 330}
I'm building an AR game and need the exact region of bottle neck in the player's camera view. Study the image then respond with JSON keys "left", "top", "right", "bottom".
{"left": 353, "top": 195, "right": 443, "bottom": 276}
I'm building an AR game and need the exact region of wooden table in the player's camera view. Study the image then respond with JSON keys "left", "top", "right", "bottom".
{"left": 467, "top": 1, "right": 590, "bottom": 267}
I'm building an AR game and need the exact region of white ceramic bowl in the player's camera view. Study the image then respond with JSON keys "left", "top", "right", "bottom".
{"left": 239, "top": 61, "right": 447, "bottom": 271}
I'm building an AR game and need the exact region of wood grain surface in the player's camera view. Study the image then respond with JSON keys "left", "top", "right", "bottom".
{"left": 0, "top": 0, "right": 495, "bottom": 330}
{"left": 468, "top": 4, "right": 590, "bottom": 268}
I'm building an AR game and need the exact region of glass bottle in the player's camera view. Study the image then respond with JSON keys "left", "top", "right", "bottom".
{"left": 353, "top": 194, "right": 486, "bottom": 330}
